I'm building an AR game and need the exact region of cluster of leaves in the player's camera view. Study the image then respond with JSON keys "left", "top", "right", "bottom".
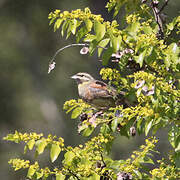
{"left": 49, "top": 3, "right": 179, "bottom": 71}
{"left": 150, "top": 156, "right": 180, "bottom": 179}
{"left": 4, "top": 0, "right": 180, "bottom": 179}
{"left": 64, "top": 68, "right": 179, "bottom": 146}
{"left": 5, "top": 131, "right": 179, "bottom": 180}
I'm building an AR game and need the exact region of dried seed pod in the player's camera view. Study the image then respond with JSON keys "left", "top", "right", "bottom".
{"left": 79, "top": 113, "right": 88, "bottom": 122}
{"left": 130, "top": 126, "right": 136, "bottom": 136}
{"left": 117, "top": 123, "right": 123, "bottom": 132}
{"left": 117, "top": 172, "right": 132, "bottom": 180}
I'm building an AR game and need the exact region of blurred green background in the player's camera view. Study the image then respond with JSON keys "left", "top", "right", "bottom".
{"left": 0, "top": 0, "right": 179, "bottom": 179}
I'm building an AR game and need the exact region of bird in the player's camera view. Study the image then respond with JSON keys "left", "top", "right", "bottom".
{"left": 71, "top": 72, "right": 125, "bottom": 109}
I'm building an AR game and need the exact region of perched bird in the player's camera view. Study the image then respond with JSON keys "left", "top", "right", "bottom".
{"left": 71, "top": 72, "right": 125, "bottom": 109}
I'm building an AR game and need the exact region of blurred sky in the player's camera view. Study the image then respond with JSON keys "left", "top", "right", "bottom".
{"left": 0, "top": 0, "right": 179, "bottom": 179}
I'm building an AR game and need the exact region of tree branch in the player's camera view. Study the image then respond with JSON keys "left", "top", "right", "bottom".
{"left": 151, "top": 0, "right": 164, "bottom": 39}
{"left": 49, "top": 43, "right": 89, "bottom": 65}
{"left": 159, "top": 0, "right": 169, "bottom": 14}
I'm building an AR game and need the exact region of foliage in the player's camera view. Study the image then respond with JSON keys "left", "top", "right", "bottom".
{"left": 4, "top": 0, "right": 180, "bottom": 179}
{"left": 5, "top": 132, "right": 179, "bottom": 180}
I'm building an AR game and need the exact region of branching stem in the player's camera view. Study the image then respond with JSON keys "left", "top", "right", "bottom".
{"left": 49, "top": 43, "right": 89, "bottom": 65}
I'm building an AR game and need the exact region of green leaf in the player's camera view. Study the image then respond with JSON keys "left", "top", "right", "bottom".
{"left": 168, "top": 125, "right": 180, "bottom": 150}
{"left": 111, "top": 35, "right": 121, "bottom": 52}
{"left": 89, "top": 39, "right": 98, "bottom": 55}
{"left": 24, "top": 145, "right": 28, "bottom": 154}
{"left": 36, "top": 171, "right": 44, "bottom": 179}
{"left": 27, "top": 139, "right": 35, "bottom": 150}
{"left": 84, "top": 34, "right": 96, "bottom": 42}
{"left": 27, "top": 165, "right": 36, "bottom": 178}
{"left": 127, "top": 22, "right": 140, "bottom": 37}
{"left": 82, "top": 126, "right": 94, "bottom": 137}
{"left": 98, "top": 38, "right": 110, "bottom": 57}
{"left": 100, "top": 124, "right": 111, "bottom": 135}
{"left": 133, "top": 169, "right": 142, "bottom": 179}
{"left": 137, "top": 117, "right": 143, "bottom": 134}
{"left": 143, "top": 156, "right": 154, "bottom": 164}
{"left": 82, "top": 173, "right": 100, "bottom": 180}
{"left": 134, "top": 50, "right": 146, "bottom": 68}
{"left": 85, "top": 19, "right": 93, "bottom": 31}
{"left": 61, "top": 21, "right": 69, "bottom": 37}
{"left": 102, "top": 47, "right": 113, "bottom": 65}
{"left": 70, "top": 19, "right": 78, "bottom": 35}
{"left": 36, "top": 139, "right": 47, "bottom": 154}
{"left": 142, "top": 25, "right": 152, "bottom": 34}
{"left": 56, "top": 173, "right": 65, "bottom": 180}
{"left": 64, "top": 151, "right": 75, "bottom": 166}
{"left": 145, "top": 119, "right": 153, "bottom": 136}
{"left": 54, "top": 19, "right": 63, "bottom": 32}
{"left": 145, "top": 47, "right": 156, "bottom": 64}
{"left": 111, "top": 118, "right": 118, "bottom": 132}
{"left": 170, "top": 43, "right": 179, "bottom": 55}
{"left": 71, "top": 107, "right": 83, "bottom": 119}
{"left": 76, "top": 26, "right": 88, "bottom": 43}
{"left": 94, "top": 21, "right": 106, "bottom": 41}
{"left": 50, "top": 144, "right": 61, "bottom": 162}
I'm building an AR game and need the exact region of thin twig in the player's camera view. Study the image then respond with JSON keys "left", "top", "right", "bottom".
{"left": 68, "top": 169, "right": 80, "bottom": 180}
{"left": 159, "top": 0, "right": 169, "bottom": 14}
{"left": 151, "top": 0, "right": 164, "bottom": 39}
{"left": 49, "top": 43, "right": 89, "bottom": 65}
{"left": 49, "top": 43, "right": 109, "bottom": 64}
{"left": 100, "top": 152, "right": 106, "bottom": 168}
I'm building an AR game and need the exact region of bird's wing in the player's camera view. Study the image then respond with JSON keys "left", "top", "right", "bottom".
{"left": 89, "top": 80, "right": 117, "bottom": 98}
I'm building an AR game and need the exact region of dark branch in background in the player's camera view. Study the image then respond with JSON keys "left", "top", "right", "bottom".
{"left": 159, "top": 0, "right": 169, "bottom": 14}
{"left": 150, "top": 0, "right": 170, "bottom": 39}
{"left": 151, "top": 0, "right": 164, "bottom": 39}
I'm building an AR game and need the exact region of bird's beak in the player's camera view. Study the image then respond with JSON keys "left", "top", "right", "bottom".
{"left": 71, "top": 74, "right": 77, "bottom": 79}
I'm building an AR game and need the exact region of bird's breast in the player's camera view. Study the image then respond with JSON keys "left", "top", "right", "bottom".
{"left": 78, "top": 83, "right": 94, "bottom": 101}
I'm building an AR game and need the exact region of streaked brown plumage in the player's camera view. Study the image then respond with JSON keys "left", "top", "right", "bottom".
{"left": 71, "top": 72, "right": 119, "bottom": 109}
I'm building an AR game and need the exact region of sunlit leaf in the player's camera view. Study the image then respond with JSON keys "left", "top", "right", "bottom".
{"left": 98, "top": 38, "right": 110, "bottom": 57}
{"left": 85, "top": 19, "right": 93, "bottom": 31}
{"left": 27, "top": 166, "right": 36, "bottom": 178}
{"left": 61, "top": 21, "right": 69, "bottom": 37}
{"left": 64, "top": 151, "right": 75, "bottom": 166}
{"left": 70, "top": 19, "right": 78, "bottom": 35}
{"left": 36, "top": 171, "right": 43, "bottom": 179}
{"left": 82, "top": 126, "right": 94, "bottom": 137}
{"left": 111, "top": 35, "right": 121, "bottom": 52}
{"left": 71, "top": 107, "right": 83, "bottom": 119}
{"left": 111, "top": 118, "right": 118, "bottom": 132}
{"left": 50, "top": 144, "right": 61, "bottom": 162}
{"left": 145, "top": 119, "right": 153, "bottom": 136}
{"left": 56, "top": 173, "right": 65, "bottom": 180}
{"left": 100, "top": 124, "right": 111, "bottom": 135}
{"left": 36, "top": 139, "right": 47, "bottom": 154}
{"left": 89, "top": 39, "right": 98, "bottom": 55}
{"left": 94, "top": 21, "right": 106, "bottom": 41}
{"left": 54, "top": 19, "right": 63, "bottom": 32}
{"left": 27, "top": 139, "right": 35, "bottom": 150}
{"left": 134, "top": 50, "right": 146, "bottom": 68}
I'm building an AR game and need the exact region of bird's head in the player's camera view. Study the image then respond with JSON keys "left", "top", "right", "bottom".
{"left": 71, "top": 72, "right": 94, "bottom": 84}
